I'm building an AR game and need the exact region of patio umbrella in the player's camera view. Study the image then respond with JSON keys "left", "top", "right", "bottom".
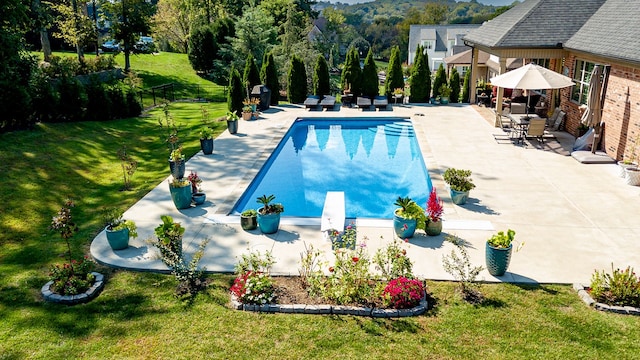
{"left": 579, "top": 65, "right": 604, "bottom": 153}
{"left": 490, "top": 63, "right": 574, "bottom": 116}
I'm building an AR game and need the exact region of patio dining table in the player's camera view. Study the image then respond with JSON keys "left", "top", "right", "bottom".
{"left": 508, "top": 114, "right": 537, "bottom": 143}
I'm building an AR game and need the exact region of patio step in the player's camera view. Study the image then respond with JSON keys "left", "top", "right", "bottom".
{"left": 371, "top": 122, "right": 415, "bottom": 137}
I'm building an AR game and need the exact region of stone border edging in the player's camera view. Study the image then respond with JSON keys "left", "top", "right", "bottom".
{"left": 230, "top": 292, "right": 427, "bottom": 318}
{"left": 573, "top": 283, "right": 640, "bottom": 316}
{"left": 41, "top": 272, "right": 105, "bottom": 305}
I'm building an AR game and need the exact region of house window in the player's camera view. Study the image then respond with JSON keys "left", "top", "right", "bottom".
{"left": 530, "top": 58, "right": 550, "bottom": 68}
{"left": 571, "top": 59, "right": 595, "bottom": 104}
{"left": 421, "top": 40, "right": 433, "bottom": 50}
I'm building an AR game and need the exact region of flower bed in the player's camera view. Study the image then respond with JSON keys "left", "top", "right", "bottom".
{"left": 42, "top": 272, "right": 104, "bottom": 305}
{"left": 574, "top": 283, "right": 640, "bottom": 316}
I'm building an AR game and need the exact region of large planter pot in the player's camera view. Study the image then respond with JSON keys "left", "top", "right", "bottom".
{"left": 105, "top": 226, "right": 130, "bottom": 250}
{"left": 192, "top": 192, "right": 206, "bottom": 205}
{"left": 168, "top": 159, "right": 185, "bottom": 179}
{"left": 485, "top": 243, "right": 513, "bottom": 276}
{"left": 425, "top": 219, "right": 443, "bottom": 236}
{"left": 450, "top": 189, "right": 470, "bottom": 205}
{"left": 241, "top": 214, "right": 258, "bottom": 231}
{"left": 618, "top": 161, "right": 638, "bottom": 178}
{"left": 624, "top": 167, "right": 640, "bottom": 186}
{"left": 242, "top": 111, "right": 252, "bottom": 121}
{"left": 257, "top": 212, "right": 281, "bottom": 234}
{"left": 227, "top": 119, "right": 239, "bottom": 134}
{"left": 393, "top": 211, "right": 417, "bottom": 239}
{"left": 440, "top": 97, "right": 449, "bottom": 105}
{"left": 200, "top": 138, "right": 214, "bottom": 155}
{"left": 169, "top": 183, "right": 192, "bottom": 209}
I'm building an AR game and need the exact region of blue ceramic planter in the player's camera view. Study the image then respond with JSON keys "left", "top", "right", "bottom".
{"left": 257, "top": 212, "right": 281, "bottom": 234}
{"left": 485, "top": 243, "right": 513, "bottom": 276}
{"left": 105, "top": 227, "right": 129, "bottom": 250}
{"left": 169, "top": 183, "right": 192, "bottom": 209}
{"left": 200, "top": 138, "right": 214, "bottom": 155}
{"left": 393, "top": 212, "right": 417, "bottom": 239}
{"left": 450, "top": 189, "right": 469, "bottom": 205}
{"left": 168, "top": 159, "right": 185, "bottom": 179}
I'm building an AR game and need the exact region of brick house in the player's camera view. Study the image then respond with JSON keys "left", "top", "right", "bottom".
{"left": 462, "top": 0, "right": 640, "bottom": 161}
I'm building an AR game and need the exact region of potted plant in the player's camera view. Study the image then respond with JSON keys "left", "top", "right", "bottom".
{"left": 425, "top": 188, "right": 444, "bottom": 236}
{"left": 485, "top": 229, "right": 521, "bottom": 276}
{"left": 199, "top": 126, "right": 214, "bottom": 155}
{"left": 443, "top": 168, "right": 476, "bottom": 205}
{"left": 392, "top": 196, "right": 426, "bottom": 239}
{"left": 187, "top": 171, "right": 206, "bottom": 205}
{"left": 169, "top": 146, "right": 185, "bottom": 179}
{"left": 154, "top": 215, "right": 184, "bottom": 260}
{"left": 168, "top": 169, "right": 192, "bottom": 209}
{"left": 439, "top": 85, "right": 452, "bottom": 105}
{"left": 242, "top": 105, "right": 253, "bottom": 121}
{"left": 226, "top": 111, "right": 239, "bottom": 134}
{"left": 256, "top": 194, "right": 284, "bottom": 234}
{"left": 240, "top": 209, "right": 258, "bottom": 231}
{"left": 103, "top": 208, "right": 138, "bottom": 250}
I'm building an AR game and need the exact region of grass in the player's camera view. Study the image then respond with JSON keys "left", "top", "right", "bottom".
{"left": 4, "top": 51, "right": 640, "bottom": 359}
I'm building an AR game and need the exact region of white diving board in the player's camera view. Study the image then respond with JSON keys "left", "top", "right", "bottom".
{"left": 320, "top": 191, "right": 345, "bottom": 233}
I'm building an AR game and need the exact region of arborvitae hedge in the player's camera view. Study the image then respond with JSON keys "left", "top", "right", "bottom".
{"left": 432, "top": 63, "right": 448, "bottom": 99}
{"left": 243, "top": 54, "right": 261, "bottom": 96}
{"left": 261, "top": 52, "right": 279, "bottom": 105}
{"left": 361, "top": 48, "right": 379, "bottom": 98}
{"left": 462, "top": 70, "right": 470, "bottom": 103}
{"left": 313, "top": 55, "right": 331, "bottom": 97}
{"left": 228, "top": 68, "right": 244, "bottom": 115}
{"left": 287, "top": 55, "right": 307, "bottom": 104}
{"left": 340, "top": 47, "right": 361, "bottom": 97}
{"left": 384, "top": 46, "right": 404, "bottom": 98}
{"left": 409, "top": 45, "right": 430, "bottom": 103}
{"left": 449, "top": 68, "right": 461, "bottom": 103}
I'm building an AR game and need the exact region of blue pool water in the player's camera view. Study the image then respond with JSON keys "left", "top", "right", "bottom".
{"left": 232, "top": 118, "right": 432, "bottom": 218}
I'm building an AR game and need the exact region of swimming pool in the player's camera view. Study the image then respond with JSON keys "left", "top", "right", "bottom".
{"left": 232, "top": 118, "right": 432, "bottom": 218}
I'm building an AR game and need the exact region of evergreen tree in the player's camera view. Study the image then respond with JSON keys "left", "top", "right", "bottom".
{"left": 409, "top": 45, "right": 430, "bottom": 103}
{"left": 384, "top": 46, "right": 404, "bottom": 99}
{"left": 361, "top": 48, "right": 379, "bottom": 98}
{"left": 243, "top": 54, "right": 261, "bottom": 96}
{"left": 449, "top": 68, "right": 461, "bottom": 103}
{"left": 227, "top": 67, "right": 244, "bottom": 115}
{"left": 261, "top": 52, "right": 280, "bottom": 105}
{"left": 313, "top": 55, "right": 330, "bottom": 97}
{"left": 188, "top": 25, "right": 216, "bottom": 73}
{"left": 340, "top": 47, "right": 361, "bottom": 97}
{"left": 432, "top": 63, "right": 448, "bottom": 99}
{"left": 462, "top": 70, "right": 471, "bottom": 103}
{"left": 287, "top": 55, "right": 307, "bottom": 104}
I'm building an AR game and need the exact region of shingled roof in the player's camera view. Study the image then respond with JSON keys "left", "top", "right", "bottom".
{"left": 463, "top": 0, "right": 606, "bottom": 48}
{"left": 565, "top": 0, "right": 640, "bottom": 66}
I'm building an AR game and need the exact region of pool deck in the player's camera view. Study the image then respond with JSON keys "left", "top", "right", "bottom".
{"left": 90, "top": 103, "right": 640, "bottom": 284}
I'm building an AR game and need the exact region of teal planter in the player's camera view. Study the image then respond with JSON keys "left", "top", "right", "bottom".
{"left": 169, "top": 183, "right": 192, "bottom": 209}
{"left": 450, "top": 189, "right": 469, "bottom": 205}
{"left": 485, "top": 243, "right": 513, "bottom": 276}
{"left": 440, "top": 97, "right": 449, "bottom": 105}
{"left": 192, "top": 192, "right": 206, "bottom": 205}
{"left": 393, "top": 212, "right": 417, "bottom": 239}
{"left": 425, "top": 219, "right": 443, "bottom": 236}
{"left": 257, "top": 212, "right": 281, "bottom": 234}
{"left": 227, "top": 120, "right": 238, "bottom": 134}
{"left": 168, "top": 159, "right": 185, "bottom": 179}
{"left": 105, "top": 227, "right": 129, "bottom": 250}
{"left": 200, "top": 138, "right": 214, "bottom": 155}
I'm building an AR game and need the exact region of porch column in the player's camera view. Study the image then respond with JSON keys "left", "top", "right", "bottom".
{"left": 470, "top": 47, "right": 479, "bottom": 104}
{"left": 494, "top": 57, "right": 507, "bottom": 127}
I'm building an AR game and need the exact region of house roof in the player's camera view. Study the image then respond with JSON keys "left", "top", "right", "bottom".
{"left": 444, "top": 49, "right": 490, "bottom": 65}
{"left": 463, "top": 0, "right": 606, "bottom": 48}
{"left": 564, "top": 0, "right": 640, "bottom": 65}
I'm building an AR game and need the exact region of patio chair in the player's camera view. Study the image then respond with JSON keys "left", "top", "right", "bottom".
{"left": 357, "top": 97, "right": 372, "bottom": 110}
{"left": 525, "top": 118, "right": 547, "bottom": 143}
{"left": 320, "top": 95, "right": 336, "bottom": 111}
{"left": 547, "top": 108, "right": 565, "bottom": 131}
{"left": 373, "top": 96, "right": 388, "bottom": 110}
{"left": 304, "top": 95, "right": 320, "bottom": 110}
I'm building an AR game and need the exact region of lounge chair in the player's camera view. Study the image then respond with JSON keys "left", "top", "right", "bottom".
{"left": 320, "top": 95, "right": 335, "bottom": 111}
{"left": 373, "top": 96, "right": 388, "bottom": 110}
{"left": 304, "top": 95, "right": 320, "bottom": 110}
{"left": 546, "top": 108, "right": 565, "bottom": 131}
{"left": 357, "top": 97, "right": 372, "bottom": 110}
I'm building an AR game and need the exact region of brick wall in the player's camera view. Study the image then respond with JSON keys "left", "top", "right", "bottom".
{"left": 560, "top": 54, "right": 640, "bottom": 160}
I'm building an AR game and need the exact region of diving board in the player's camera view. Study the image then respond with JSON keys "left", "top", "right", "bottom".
{"left": 320, "top": 191, "right": 345, "bottom": 233}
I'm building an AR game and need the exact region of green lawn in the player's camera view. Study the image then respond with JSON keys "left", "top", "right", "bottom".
{"left": 3, "top": 51, "right": 640, "bottom": 359}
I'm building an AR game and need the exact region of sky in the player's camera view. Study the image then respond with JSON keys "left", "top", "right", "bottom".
{"left": 323, "top": 0, "right": 519, "bottom": 5}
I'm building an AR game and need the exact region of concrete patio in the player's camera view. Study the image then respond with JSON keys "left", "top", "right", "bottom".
{"left": 90, "top": 102, "right": 640, "bottom": 284}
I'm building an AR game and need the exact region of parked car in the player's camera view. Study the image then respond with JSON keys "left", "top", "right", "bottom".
{"left": 134, "top": 36, "right": 155, "bottom": 53}
{"left": 100, "top": 39, "right": 121, "bottom": 53}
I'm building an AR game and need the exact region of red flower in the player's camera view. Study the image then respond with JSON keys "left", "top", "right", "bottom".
{"left": 426, "top": 188, "right": 444, "bottom": 222}
{"left": 352, "top": 257, "right": 359, "bottom": 263}
{"left": 328, "top": 266, "right": 334, "bottom": 272}
{"left": 404, "top": 238, "right": 409, "bottom": 243}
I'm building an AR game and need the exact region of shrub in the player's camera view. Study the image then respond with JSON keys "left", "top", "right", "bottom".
{"left": 382, "top": 277, "right": 424, "bottom": 309}
{"left": 442, "top": 234, "right": 484, "bottom": 303}
{"left": 243, "top": 53, "right": 261, "bottom": 94}
{"left": 287, "top": 55, "right": 307, "bottom": 104}
{"left": 461, "top": 69, "right": 471, "bottom": 103}
{"left": 188, "top": 25, "right": 216, "bottom": 73}
{"left": 374, "top": 237, "right": 414, "bottom": 280}
{"left": 361, "top": 48, "right": 378, "bottom": 98}
{"left": 590, "top": 264, "right": 640, "bottom": 307}
{"left": 449, "top": 68, "right": 460, "bottom": 103}
{"left": 313, "top": 54, "right": 330, "bottom": 97}
{"left": 56, "top": 76, "right": 87, "bottom": 122}
{"left": 340, "top": 46, "right": 361, "bottom": 97}
{"left": 261, "top": 52, "right": 279, "bottom": 105}
{"left": 227, "top": 67, "right": 244, "bottom": 115}
{"left": 48, "top": 257, "right": 96, "bottom": 296}
{"left": 432, "top": 63, "right": 447, "bottom": 99}
{"left": 385, "top": 46, "right": 404, "bottom": 99}
{"left": 230, "top": 271, "right": 275, "bottom": 305}
{"left": 409, "top": 45, "right": 430, "bottom": 103}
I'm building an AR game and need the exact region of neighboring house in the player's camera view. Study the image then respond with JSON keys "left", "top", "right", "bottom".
{"left": 408, "top": 25, "right": 481, "bottom": 71}
{"left": 463, "top": 0, "right": 640, "bottom": 161}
